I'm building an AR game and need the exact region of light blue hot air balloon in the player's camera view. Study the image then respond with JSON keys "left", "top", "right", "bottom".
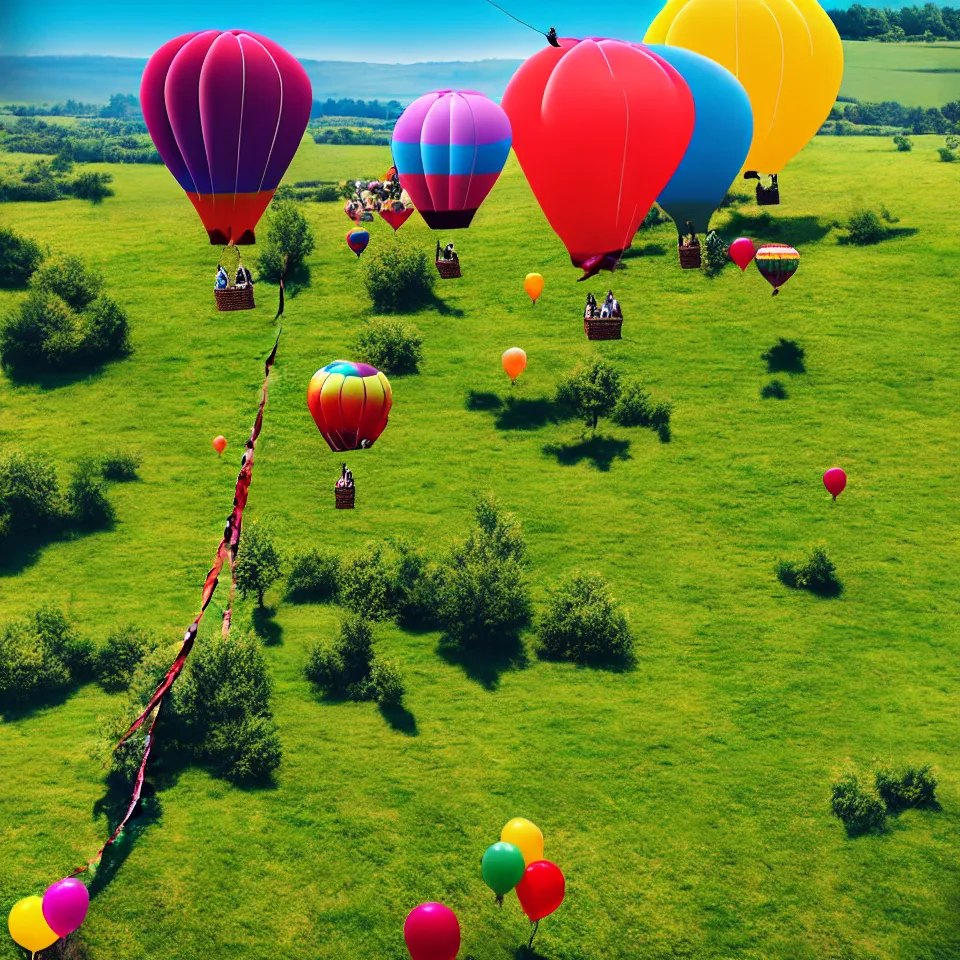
{"left": 646, "top": 45, "right": 754, "bottom": 245}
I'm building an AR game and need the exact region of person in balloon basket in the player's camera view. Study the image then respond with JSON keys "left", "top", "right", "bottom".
{"left": 584, "top": 292, "right": 598, "bottom": 320}
{"left": 215, "top": 264, "right": 229, "bottom": 290}
{"left": 235, "top": 263, "right": 254, "bottom": 288}
{"left": 436, "top": 241, "right": 458, "bottom": 263}
{"left": 336, "top": 463, "right": 354, "bottom": 489}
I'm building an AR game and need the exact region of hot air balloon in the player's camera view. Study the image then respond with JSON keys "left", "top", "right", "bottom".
{"left": 755, "top": 244, "right": 799, "bottom": 295}
{"left": 391, "top": 90, "right": 512, "bottom": 229}
{"left": 644, "top": 45, "right": 753, "bottom": 266}
{"left": 645, "top": 0, "right": 843, "bottom": 203}
{"left": 523, "top": 273, "right": 544, "bottom": 304}
{"left": 501, "top": 39, "right": 694, "bottom": 280}
{"left": 141, "top": 31, "right": 312, "bottom": 246}
{"left": 347, "top": 228, "right": 370, "bottom": 258}
{"left": 307, "top": 361, "right": 393, "bottom": 452}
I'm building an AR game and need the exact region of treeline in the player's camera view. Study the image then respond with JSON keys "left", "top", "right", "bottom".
{"left": 0, "top": 117, "right": 160, "bottom": 164}
{"left": 1, "top": 93, "right": 141, "bottom": 119}
{"left": 827, "top": 4, "right": 960, "bottom": 41}
{"left": 825, "top": 98, "right": 960, "bottom": 134}
{"left": 311, "top": 97, "right": 404, "bottom": 119}
{"left": 313, "top": 127, "right": 391, "bottom": 146}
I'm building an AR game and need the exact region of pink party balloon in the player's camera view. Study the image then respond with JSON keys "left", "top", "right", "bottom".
{"left": 42, "top": 877, "right": 89, "bottom": 937}
{"left": 823, "top": 468, "right": 847, "bottom": 501}
{"left": 729, "top": 237, "right": 756, "bottom": 271}
{"left": 403, "top": 903, "right": 460, "bottom": 960}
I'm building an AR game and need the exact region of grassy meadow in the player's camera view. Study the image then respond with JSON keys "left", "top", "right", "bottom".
{"left": 841, "top": 39, "right": 960, "bottom": 106}
{"left": 1, "top": 133, "right": 959, "bottom": 960}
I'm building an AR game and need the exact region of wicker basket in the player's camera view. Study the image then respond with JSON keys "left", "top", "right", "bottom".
{"left": 436, "top": 259, "right": 462, "bottom": 279}
{"left": 756, "top": 183, "right": 780, "bottom": 206}
{"left": 584, "top": 316, "right": 623, "bottom": 340}
{"left": 335, "top": 486, "right": 355, "bottom": 510}
{"left": 215, "top": 285, "right": 256, "bottom": 312}
{"left": 359, "top": 211, "right": 375, "bottom": 222}
{"left": 678, "top": 240, "right": 701, "bottom": 269}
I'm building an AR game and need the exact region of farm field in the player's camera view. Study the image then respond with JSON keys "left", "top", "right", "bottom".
{"left": 1, "top": 134, "right": 959, "bottom": 960}
{"left": 840, "top": 39, "right": 960, "bottom": 105}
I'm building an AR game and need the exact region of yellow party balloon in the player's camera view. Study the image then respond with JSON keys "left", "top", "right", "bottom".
{"left": 523, "top": 273, "right": 544, "bottom": 305}
{"left": 500, "top": 818, "right": 544, "bottom": 867}
{"left": 644, "top": 0, "right": 843, "bottom": 175}
{"left": 8, "top": 896, "right": 58, "bottom": 954}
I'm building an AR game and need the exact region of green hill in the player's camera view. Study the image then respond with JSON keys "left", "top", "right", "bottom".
{"left": 1, "top": 135, "right": 959, "bottom": 960}
{"left": 841, "top": 39, "right": 960, "bottom": 106}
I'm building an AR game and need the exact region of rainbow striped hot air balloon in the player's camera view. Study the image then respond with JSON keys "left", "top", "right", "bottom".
{"left": 391, "top": 90, "right": 512, "bottom": 229}
{"left": 755, "top": 243, "right": 800, "bottom": 296}
{"left": 307, "top": 362, "right": 393, "bottom": 452}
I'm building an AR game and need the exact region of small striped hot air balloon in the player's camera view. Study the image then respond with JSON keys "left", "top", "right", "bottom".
{"left": 391, "top": 90, "right": 512, "bottom": 229}
{"left": 755, "top": 243, "right": 800, "bottom": 295}
{"left": 306, "top": 361, "right": 393, "bottom": 452}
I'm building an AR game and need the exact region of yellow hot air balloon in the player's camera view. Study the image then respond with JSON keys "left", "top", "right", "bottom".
{"left": 645, "top": 0, "right": 843, "bottom": 181}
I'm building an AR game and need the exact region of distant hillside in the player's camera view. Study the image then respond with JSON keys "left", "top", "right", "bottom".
{"left": 0, "top": 56, "right": 523, "bottom": 106}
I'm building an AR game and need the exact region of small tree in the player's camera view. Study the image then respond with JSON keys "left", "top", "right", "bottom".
{"left": 30, "top": 255, "right": 103, "bottom": 311}
{"left": 555, "top": 359, "right": 622, "bottom": 431}
{"left": 361, "top": 236, "right": 435, "bottom": 313}
{"left": 354, "top": 318, "right": 424, "bottom": 374}
{"left": 892, "top": 134, "right": 913, "bottom": 152}
{"left": 0, "top": 450, "right": 62, "bottom": 539}
{"left": 700, "top": 231, "right": 729, "bottom": 278}
{"left": 0, "top": 227, "right": 43, "bottom": 288}
{"left": 70, "top": 171, "right": 114, "bottom": 203}
{"left": 831, "top": 773, "right": 887, "bottom": 835}
{"left": 65, "top": 461, "right": 114, "bottom": 529}
{"left": 841, "top": 207, "right": 888, "bottom": 246}
{"left": 257, "top": 199, "right": 315, "bottom": 282}
{"left": 235, "top": 521, "right": 284, "bottom": 607}
{"left": 96, "top": 626, "right": 153, "bottom": 692}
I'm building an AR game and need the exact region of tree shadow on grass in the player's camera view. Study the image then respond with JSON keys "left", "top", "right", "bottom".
{"left": 438, "top": 635, "right": 528, "bottom": 691}
{"left": 282, "top": 262, "right": 311, "bottom": 299}
{"left": 0, "top": 682, "right": 81, "bottom": 722}
{"left": 379, "top": 702, "right": 418, "bottom": 736}
{"left": 495, "top": 396, "right": 567, "bottom": 431}
{"left": 724, "top": 212, "right": 833, "bottom": 246}
{"left": 251, "top": 605, "right": 283, "bottom": 646}
{"left": 0, "top": 527, "right": 102, "bottom": 578}
{"left": 424, "top": 293, "right": 465, "bottom": 318}
{"left": 762, "top": 338, "right": 806, "bottom": 374}
{"left": 542, "top": 435, "right": 631, "bottom": 472}
{"left": 465, "top": 390, "right": 503, "bottom": 412}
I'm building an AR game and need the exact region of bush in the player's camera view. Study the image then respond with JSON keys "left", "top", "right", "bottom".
{"left": 66, "top": 462, "right": 114, "bottom": 529}
{"left": 99, "top": 451, "right": 141, "bottom": 482}
{"left": 700, "top": 231, "right": 729, "bottom": 278}
{"left": 305, "top": 615, "right": 376, "bottom": 699}
{"left": 761, "top": 379, "right": 788, "bottom": 399}
{"left": 286, "top": 548, "right": 340, "bottom": 603}
{"left": 81, "top": 296, "right": 130, "bottom": 359}
{"left": 69, "top": 171, "right": 114, "bottom": 203}
{"left": 0, "top": 609, "right": 93, "bottom": 708}
{"left": 235, "top": 520, "right": 284, "bottom": 606}
{"left": 611, "top": 381, "right": 652, "bottom": 427}
{"left": 776, "top": 545, "right": 842, "bottom": 595}
{"left": 893, "top": 134, "right": 913, "bottom": 151}
{"left": 362, "top": 236, "right": 435, "bottom": 313}
{"left": 538, "top": 573, "right": 634, "bottom": 666}
{"left": 937, "top": 146, "right": 956, "bottom": 162}
{"left": 315, "top": 184, "right": 339, "bottom": 201}
{"left": 389, "top": 541, "right": 436, "bottom": 627}
{"left": 30, "top": 255, "right": 103, "bottom": 311}
{"left": 875, "top": 765, "right": 938, "bottom": 812}
{"left": 831, "top": 773, "right": 887, "bottom": 835}
{"left": 639, "top": 205, "right": 670, "bottom": 229}
{"left": 205, "top": 713, "right": 283, "bottom": 783}
{"left": 337, "top": 542, "right": 394, "bottom": 621}
{"left": 0, "top": 227, "right": 43, "bottom": 288}
{"left": 1, "top": 292, "right": 80, "bottom": 372}
{"left": 257, "top": 199, "right": 315, "bottom": 282}
{"left": 556, "top": 359, "right": 622, "bottom": 431}
{"left": 354, "top": 318, "right": 424, "bottom": 374}
{"left": 0, "top": 450, "right": 62, "bottom": 538}
{"left": 96, "top": 625, "right": 153, "bottom": 692}
{"left": 841, "top": 207, "right": 888, "bottom": 246}
{"left": 369, "top": 657, "right": 405, "bottom": 706}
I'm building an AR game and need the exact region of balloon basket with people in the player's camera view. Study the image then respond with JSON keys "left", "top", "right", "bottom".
{"left": 747, "top": 172, "right": 781, "bottom": 206}
{"left": 214, "top": 247, "right": 256, "bottom": 312}
{"left": 678, "top": 233, "right": 702, "bottom": 270}
{"left": 435, "top": 240, "right": 461, "bottom": 279}
{"left": 583, "top": 291, "right": 623, "bottom": 341}
{"left": 335, "top": 463, "right": 356, "bottom": 510}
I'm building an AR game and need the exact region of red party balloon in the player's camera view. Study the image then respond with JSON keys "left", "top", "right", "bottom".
{"left": 823, "top": 467, "right": 847, "bottom": 500}
{"left": 516, "top": 860, "right": 565, "bottom": 923}
{"left": 212, "top": 435, "right": 227, "bottom": 456}
{"left": 403, "top": 903, "right": 460, "bottom": 960}
{"left": 728, "top": 237, "right": 756, "bottom": 271}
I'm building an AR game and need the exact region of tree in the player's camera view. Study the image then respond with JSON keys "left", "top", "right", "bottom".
{"left": 256, "top": 199, "right": 315, "bottom": 282}
{"left": 555, "top": 359, "right": 622, "bottom": 431}
{"left": 0, "top": 228, "right": 43, "bottom": 288}
{"left": 235, "top": 521, "right": 284, "bottom": 607}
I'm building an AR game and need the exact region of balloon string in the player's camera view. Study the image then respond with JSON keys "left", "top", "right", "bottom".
{"left": 482, "top": 0, "right": 549, "bottom": 38}
{"left": 528, "top": 919, "right": 540, "bottom": 950}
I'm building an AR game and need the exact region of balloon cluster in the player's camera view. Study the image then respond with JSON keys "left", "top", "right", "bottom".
{"left": 8, "top": 878, "right": 89, "bottom": 955}
{"left": 728, "top": 237, "right": 801, "bottom": 296}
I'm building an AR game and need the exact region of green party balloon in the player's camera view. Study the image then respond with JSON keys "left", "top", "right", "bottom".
{"left": 481, "top": 841, "right": 526, "bottom": 898}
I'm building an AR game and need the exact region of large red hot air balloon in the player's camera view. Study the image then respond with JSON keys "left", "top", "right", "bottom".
{"left": 141, "top": 30, "right": 312, "bottom": 245}
{"left": 502, "top": 39, "right": 694, "bottom": 279}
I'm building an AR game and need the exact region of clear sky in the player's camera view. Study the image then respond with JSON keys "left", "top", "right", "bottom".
{"left": 4, "top": 0, "right": 690, "bottom": 61}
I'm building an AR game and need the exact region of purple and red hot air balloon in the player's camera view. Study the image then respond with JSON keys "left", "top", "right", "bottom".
{"left": 141, "top": 30, "right": 312, "bottom": 245}
{"left": 346, "top": 228, "right": 370, "bottom": 258}
{"left": 391, "top": 90, "right": 512, "bottom": 230}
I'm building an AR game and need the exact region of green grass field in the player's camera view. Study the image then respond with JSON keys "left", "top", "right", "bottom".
{"left": 1, "top": 134, "right": 959, "bottom": 960}
{"left": 841, "top": 39, "right": 960, "bottom": 106}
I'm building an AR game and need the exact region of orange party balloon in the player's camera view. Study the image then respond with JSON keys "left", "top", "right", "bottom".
{"left": 523, "top": 273, "right": 544, "bottom": 304}
{"left": 502, "top": 348, "right": 527, "bottom": 383}
{"left": 212, "top": 435, "right": 227, "bottom": 456}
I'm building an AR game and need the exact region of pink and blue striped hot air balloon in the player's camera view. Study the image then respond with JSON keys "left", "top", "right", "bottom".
{"left": 391, "top": 90, "right": 512, "bottom": 230}
{"left": 141, "top": 30, "right": 312, "bottom": 245}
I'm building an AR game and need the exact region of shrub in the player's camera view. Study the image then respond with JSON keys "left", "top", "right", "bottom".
{"left": 0, "top": 450, "right": 62, "bottom": 538}
{"left": 389, "top": 541, "right": 436, "bottom": 627}
{"left": 0, "top": 609, "right": 93, "bottom": 708}
{"left": 66, "top": 462, "right": 114, "bottom": 529}
{"left": 81, "top": 296, "right": 130, "bottom": 359}
{"left": 337, "top": 542, "right": 394, "bottom": 621}
{"left": 611, "top": 381, "right": 652, "bottom": 427}
{"left": 257, "top": 199, "right": 315, "bottom": 282}
{"left": 893, "top": 134, "right": 913, "bottom": 152}
{"left": 700, "top": 231, "right": 729, "bottom": 278}
{"left": 538, "top": 573, "right": 634, "bottom": 667}
{"left": 841, "top": 207, "right": 887, "bottom": 246}
{"left": 30, "top": 255, "right": 103, "bottom": 311}
{"left": 369, "top": 657, "right": 405, "bottom": 706}
{"left": 235, "top": 520, "right": 284, "bottom": 606}
{"left": 362, "top": 236, "right": 435, "bottom": 313}
{"left": 937, "top": 146, "right": 956, "bottom": 162}
{"left": 315, "top": 184, "right": 339, "bottom": 201}
{"left": 286, "top": 548, "right": 340, "bottom": 603}
{"left": 96, "top": 625, "right": 153, "bottom": 692}
{"left": 776, "top": 545, "right": 842, "bottom": 595}
{"left": 639, "top": 205, "right": 671, "bottom": 229}
{"left": 831, "top": 773, "right": 887, "bottom": 835}
{"left": 305, "top": 615, "right": 376, "bottom": 698}
{"left": 761, "top": 379, "right": 788, "bottom": 399}
{"left": 69, "top": 171, "right": 114, "bottom": 203}
{"left": 875, "top": 765, "right": 938, "bottom": 812}
{"left": 99, "top": 451, "right": 141, "bottom": 482}
{"left": 205, "top": 713, "right": 283, "bottom": 783}
{"left": 1, "top": 292, "right": 79, "bottom": 372}
{"left": 0, "top": 227, "right": 43, "bottom": 288}
{"left": 354, "top": 318, "right": 424, "bottom": 374}
{"left": 555, "top": 359, "right": 622, "bottom": 431}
